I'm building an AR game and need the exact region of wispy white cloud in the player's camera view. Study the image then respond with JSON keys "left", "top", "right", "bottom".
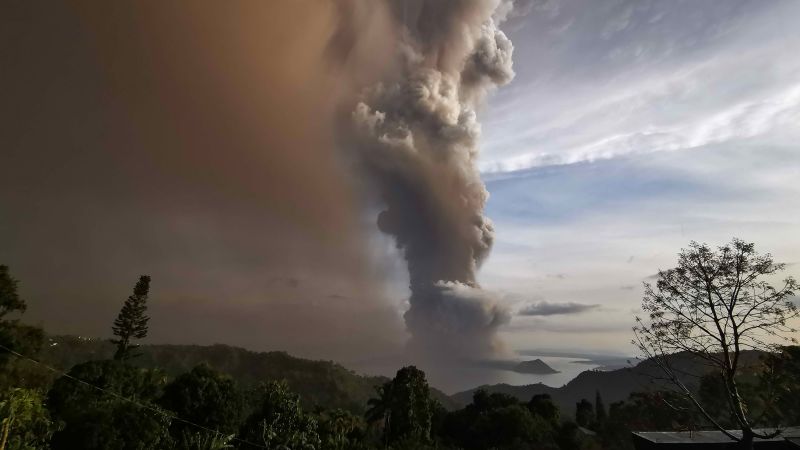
{"left": 481, "top": 143, "right": 800, "bottom": 353}
{"left": 473, "top": 0, "right": 800, "bottom": 354}
{"left": 481, "top": 0, "right": 800, "bottom": 173}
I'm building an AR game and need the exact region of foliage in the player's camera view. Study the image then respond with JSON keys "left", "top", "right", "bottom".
{"left": 609, "top": 391, "right": 698, "bottom": 432}
{"left": 633, "top": 238, "right": 798, "bottom": 446}
{"left": 238, "top": 380, "right": 320, "bottom": 449}
{"left": 589, "top": 391, "right": 701, "bottom": 450}
{"left": 159, "top": 364, "right": 245, "bottom": 437}
{"left": 555, "top": 422, "right": 600, "bottom": 450}
{"left": 528, "top": 394, "right": 559, "bottom": 425}
{"left": 111, "top": 275, "right": 151, "bottom": 360}
{"left": 366, "top": 366, "right": 434, "bottom": 445}
{"left": 36, "top": 336, "right": 450, "bottom": 414}
{"left": 595, "top": 391, "right": 607, "bottom": 424}
{"left": 0, "top": 266, "right": 43, "bottom": 371}
{"left": 387, "top": 366, "right": 433, "bottom": 443}
{"left": 760, "top": 345, "right": 800, "bottom": 425}
{"left": 696, "top": 345, "right": 800, "bottom": 429}
{"left": 316, "top": 408, "right": 367, "bottom": 450}
{"left": 177, "top": 430, "right": 234, "bottom": 450}
{"left": 441, "top": 389, "right": 558, "bottom": 449}
{"left": 575, "top": 399, "right": 593, "bottom": 427}
{"left": 0, "top": 331, "right": 46, "bottom": 392}
{"left": 0, "top": 267, "right": 26, "bottom": 321}
{"left": 2, "top": 240, "right": 799, "bottom": 450}
{"left": 0, "top": 388, "right": 58, "bottom": 450}
{"left": 46, "top": 360, "right": 172, "bottom": 450}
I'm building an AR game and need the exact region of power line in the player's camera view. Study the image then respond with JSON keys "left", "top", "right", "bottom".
{"left": 0, "top": 343, "right": 268, "bottom": 449}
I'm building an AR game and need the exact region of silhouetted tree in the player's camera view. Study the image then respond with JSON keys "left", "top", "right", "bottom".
{"left": 556, "top": 421, "right": 596, "bottom": 450}
{"left": 0, "top": 265, "right": 43, "bottom": 368}
{"left": 158, "top": 364, "right": 244, "bottom": 441}
{"left": 46, "top": 360, "right": 172, "bottom": 450}
{"left": 366, "top": 366, "right": 434, "bottom": 445}
{"left": 365, "top": 382, "right": 391, "bottom": 439}
{"left": 111, "top": 275, "right": 151, "bottom": 360}
{"left": 696, "top": 345, "right": 800, "bottom": 429}
{"left": 595, "top": 391, "right": 606, "bottom": 423}
{"left": 609, "top": 391, "right": 697, "bottom": 432}
{"left": 317, "top": 408, "right": 367, "bottom": 450}
{"left": 0, "top": 266, "right": 26, "bottom": 320}
{"left": 528, "top": 393, "right": 559, "bottom": 425}
{"left": 238, "top": 380, "right": 320, "bottom": 449}
{"left": 760, "top": 345, "right": 800, "bottom": 425}
{"left": 575, "top": 399, "right": 594, "bottom": 427}
{"left": 442, "top": 389, "right": 558, "bottom": 449}
{"left": 634, "top": 238, "right": 798, "bottom": 449}
{"left": 472, "top": 389, "right": 518, "bottom": 412}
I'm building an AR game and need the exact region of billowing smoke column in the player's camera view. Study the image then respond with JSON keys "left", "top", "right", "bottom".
{"left": 350, "top": 0, "right": 516, "bottom": 359}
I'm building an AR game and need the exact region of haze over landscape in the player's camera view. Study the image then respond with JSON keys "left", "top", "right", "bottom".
{"left": 2, "top": 0, "right": 799, "bottom": 395}
{"left": 3, "top": 2, "right": 800, "bottom": 450}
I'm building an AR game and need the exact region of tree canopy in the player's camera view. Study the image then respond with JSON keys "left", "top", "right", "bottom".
{"left": 111, "top": 275, "right": 151, "bottom": 361}
{"left": 634, "top": 238, "right": 799, "bottom": 447}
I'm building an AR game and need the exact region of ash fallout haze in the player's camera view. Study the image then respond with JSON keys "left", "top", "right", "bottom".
{"left": 1, "top": 0, "right": 521, "bottom": 384}
{"left": 2, "top": 0, "right": 800, "bottom": 395}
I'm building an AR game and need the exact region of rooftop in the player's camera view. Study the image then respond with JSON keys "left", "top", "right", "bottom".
{"left": 633, "top": 428, "right": 800, "bottom": 444}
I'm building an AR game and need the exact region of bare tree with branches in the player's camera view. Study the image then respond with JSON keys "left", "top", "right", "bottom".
{"left": 633, "top": 238, "right": 798, "bottom": 449}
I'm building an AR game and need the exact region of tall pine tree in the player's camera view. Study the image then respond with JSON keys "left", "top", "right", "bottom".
{"left": 595, "top": 390, "right": 607, "bottom": 423}
{"left": 111, "top": 275, "right": 151, "bottom": 360}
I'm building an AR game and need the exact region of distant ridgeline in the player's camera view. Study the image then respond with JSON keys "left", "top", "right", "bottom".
{"left": 452, "top": 350, "right": 768, "bottom": 416}
{"left": 38, "top": 335, "right": 460, "bottom": 412}
{"left": 30, "top": 335, "right": 773, "bottom": 418}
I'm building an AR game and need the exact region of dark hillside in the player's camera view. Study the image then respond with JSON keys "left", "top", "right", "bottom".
{"left": 38, "top": 335, "right": 460, "bottom": 413}
{"left": 451, "top": 351, "right": 766, "bottom": 415}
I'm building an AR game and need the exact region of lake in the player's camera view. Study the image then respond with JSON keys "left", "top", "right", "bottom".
{"left": 351, "top": 355, "right": 603, "bottom": 395}
{"left": 423, "top": 355, "right": 602, "bottom": 394}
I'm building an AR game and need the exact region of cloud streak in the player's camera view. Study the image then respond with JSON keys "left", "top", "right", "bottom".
{"left": 479, "top": 0, "right": 800, "bottom": 173}
{"left": 518, "top": 301, "right": 600, "bottom": 316}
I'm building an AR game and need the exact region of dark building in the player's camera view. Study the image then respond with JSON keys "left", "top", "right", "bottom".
{"left": 633, "top": 428, "right": 800, "bottom": 449}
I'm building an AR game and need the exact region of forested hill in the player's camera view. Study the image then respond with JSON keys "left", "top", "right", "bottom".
{"left": 33, "top": 336, "right": 767, "bottom": 418}
{"left": 37, "top": 335, "right": 460, "bottom": 412}
{"left": 451, "top": 350, "right": 767, "bottom": 415}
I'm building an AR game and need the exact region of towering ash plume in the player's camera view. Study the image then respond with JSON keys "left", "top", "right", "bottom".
{"left": 349, "top": 0, "right": 516, "bottom": 359}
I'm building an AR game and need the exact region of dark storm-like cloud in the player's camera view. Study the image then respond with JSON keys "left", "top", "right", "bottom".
{"left": 0, "top": 0, "right": 405, "bottom": 361}
{"left": 518, "top": 301, "right": 600, "bottom": 316}
{"left": 1, "top": 0, "right": 520, "bottom": 365}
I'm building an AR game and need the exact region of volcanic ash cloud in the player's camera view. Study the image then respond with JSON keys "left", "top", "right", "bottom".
{"left": 349, "top": 0, "right": 516, "bottom": 360}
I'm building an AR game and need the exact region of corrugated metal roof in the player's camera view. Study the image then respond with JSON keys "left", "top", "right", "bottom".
{"left": 633, "top": 427, "right": 800, "bottom": 444}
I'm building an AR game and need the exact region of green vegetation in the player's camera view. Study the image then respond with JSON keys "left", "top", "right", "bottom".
{"left": 0, "top": 265, "right": 44, "bottom": 385}
{"left": 111, "top": 275, "right": 151, "bottom": 361}
{"left": 634, "top": 239, "right": 798, "bottom": 448}
{"left": 46, "top": 360, "right": 172, "bottom": 450}
{"left": 0, "top": 238, "right": 798, "bottom": 448}
{"left": 0, "top": 388, "right": 57, "bottom": 450}
{"left": 159, "top": 365, "right": 244, "bottom": 441}
{"left": 238, "top": 380, "right": 321, "bottom": 449}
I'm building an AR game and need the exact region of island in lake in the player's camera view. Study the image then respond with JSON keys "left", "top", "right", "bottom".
{"left": 513, "top": 359, "right": 560, "bottom": 374}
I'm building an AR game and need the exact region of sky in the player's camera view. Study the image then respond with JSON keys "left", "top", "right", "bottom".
{"left": 476, "top": 0, "right": 800, "bottom": 354}
{"left": 1, "top": 0, "right": 798, "bottom": 372}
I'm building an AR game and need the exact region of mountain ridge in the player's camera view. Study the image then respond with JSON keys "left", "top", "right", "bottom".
{"left": 451, "top": 350, "right": 767, "bottom": 415}
{"left": 37, "top": 335, "right": 461, "bottom": 412}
